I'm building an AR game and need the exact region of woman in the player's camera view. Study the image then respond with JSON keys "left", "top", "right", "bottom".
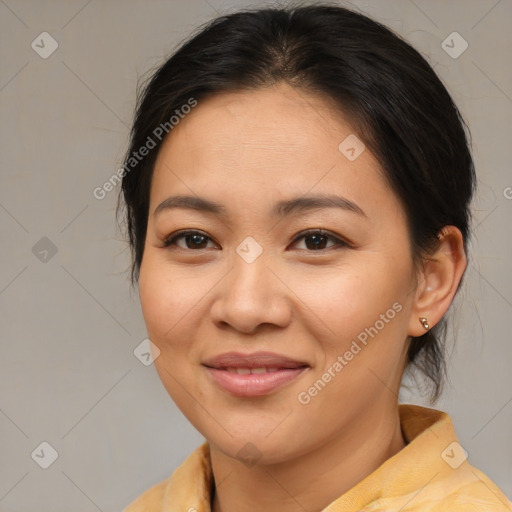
{"left": 119, "top": 4, "right": 511, "bottom": 511}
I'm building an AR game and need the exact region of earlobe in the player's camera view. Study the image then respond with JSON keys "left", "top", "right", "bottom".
{"left": 408, "top": 226, "right": 467, "bottom": 337}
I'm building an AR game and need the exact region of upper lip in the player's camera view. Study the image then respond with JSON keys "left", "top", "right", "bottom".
{"left": 202, "top": 351, "right": 309, "bottom": 369}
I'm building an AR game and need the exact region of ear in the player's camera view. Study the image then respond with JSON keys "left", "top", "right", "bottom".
{"left": 408, "top": 226, "right": 467, "bottom": 337}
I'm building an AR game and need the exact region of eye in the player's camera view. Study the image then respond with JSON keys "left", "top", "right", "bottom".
{"left": 162, "top": 228, "right": 348, "bottom": 252}
{"left": 290, "top": 229, "right": 348, "bottom": 251}
{"left": 163, "top": 230, "right": 218, "bottom": 250}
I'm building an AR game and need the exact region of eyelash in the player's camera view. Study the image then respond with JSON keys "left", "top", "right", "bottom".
{"left": 162, "top": 229, "right": 349, "bottom": 252}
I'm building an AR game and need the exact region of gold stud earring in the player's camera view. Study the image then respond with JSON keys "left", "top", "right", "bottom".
{"left": 419, "top": 317, "right": 430, "bottom": 330}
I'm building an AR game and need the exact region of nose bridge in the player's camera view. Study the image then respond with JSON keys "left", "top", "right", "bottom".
{"left": 211, "top": 239, "right": 290, "bottom": 333}
{"left": 227, "top": 241, "right": 273, "bottom": 305}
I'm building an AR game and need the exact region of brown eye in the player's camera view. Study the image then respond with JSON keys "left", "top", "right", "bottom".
{"left": 163, "top": 228, "right": 348, "bottom": 252}
{"left": 163, "top": 230, "right": 217, "bottom": 250}
{"left": 291, "top": 230, "right": 347, "bottom": 251}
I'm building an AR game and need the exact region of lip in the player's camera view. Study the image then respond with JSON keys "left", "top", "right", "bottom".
{"left": 202, "top": 351, "right": 310, "bottom": 398}
{"left": 203, "top": 351, "right": 308, "bottom": 369}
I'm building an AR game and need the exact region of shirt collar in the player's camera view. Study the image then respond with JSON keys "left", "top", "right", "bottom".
{"left": 157, "top": 404, "right": 502, "bottom": 511}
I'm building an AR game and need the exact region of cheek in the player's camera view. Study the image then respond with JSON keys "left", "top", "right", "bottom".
{"left": 138, "top": 257, "right": 205, "bottom": 344}
{"left": 293, "top": 260, "right": 410, "bottom": 342}
{"left": 293, "top": 259, "right": 413, "bottom": 402}
{"left": 295, "top": 272, "right": 409, "bottom": 426}
{"left": 138, "top": 259, "right": 205, "bottom": 411}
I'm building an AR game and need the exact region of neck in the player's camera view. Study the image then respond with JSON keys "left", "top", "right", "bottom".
{"left": 210, "top": 404, "right": 406, "bottom": 512}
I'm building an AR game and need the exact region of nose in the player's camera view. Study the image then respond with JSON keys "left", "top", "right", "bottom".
{"left": 209, "top": 249, "right": 292, "bottom": 334}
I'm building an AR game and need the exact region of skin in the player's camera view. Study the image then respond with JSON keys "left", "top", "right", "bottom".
{"left": 138, "top": 82, "right": 467, "bottom": 512}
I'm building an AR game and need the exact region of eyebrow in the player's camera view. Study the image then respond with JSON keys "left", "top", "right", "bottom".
{"left": 153, "top": 193, "right": 366, "bottom": 219}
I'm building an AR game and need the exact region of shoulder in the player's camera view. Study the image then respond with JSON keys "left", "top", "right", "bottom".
{"left": 438, "top": 465, "right": 512, "bottom": 511}
{"left": 412, "top": 465, "right": 512, "bottom": 511}
{"left": 383, "top": 405, "right": 512, "bottom": 511}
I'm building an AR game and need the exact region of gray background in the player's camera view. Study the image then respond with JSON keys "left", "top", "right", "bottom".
{"left": 0, "top": 0, "right": 511, "bottom": 510}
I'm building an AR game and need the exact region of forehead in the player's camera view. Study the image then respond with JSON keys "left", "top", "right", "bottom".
{"left": 149, "top": 83, "right": 393, "bottom": 217}
{"left": 161, "top": 84, "right": 350, "bottom": 158}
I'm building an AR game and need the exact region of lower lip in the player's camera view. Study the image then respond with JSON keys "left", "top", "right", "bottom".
{"left": 204, "top": 367, "right": 308, "bottom": 397}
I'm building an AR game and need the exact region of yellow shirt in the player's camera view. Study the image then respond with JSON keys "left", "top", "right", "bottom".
{"left": 124, "top": 404, "right": 511, "bottom": 511}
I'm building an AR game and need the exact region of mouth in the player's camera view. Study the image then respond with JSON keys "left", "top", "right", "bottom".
{"left": 202, "top": 351, "right": 310, "bottom": 397}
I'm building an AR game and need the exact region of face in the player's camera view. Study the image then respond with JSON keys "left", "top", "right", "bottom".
{"left": 138, "top": 83, "right": 419, "bottom": 464}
